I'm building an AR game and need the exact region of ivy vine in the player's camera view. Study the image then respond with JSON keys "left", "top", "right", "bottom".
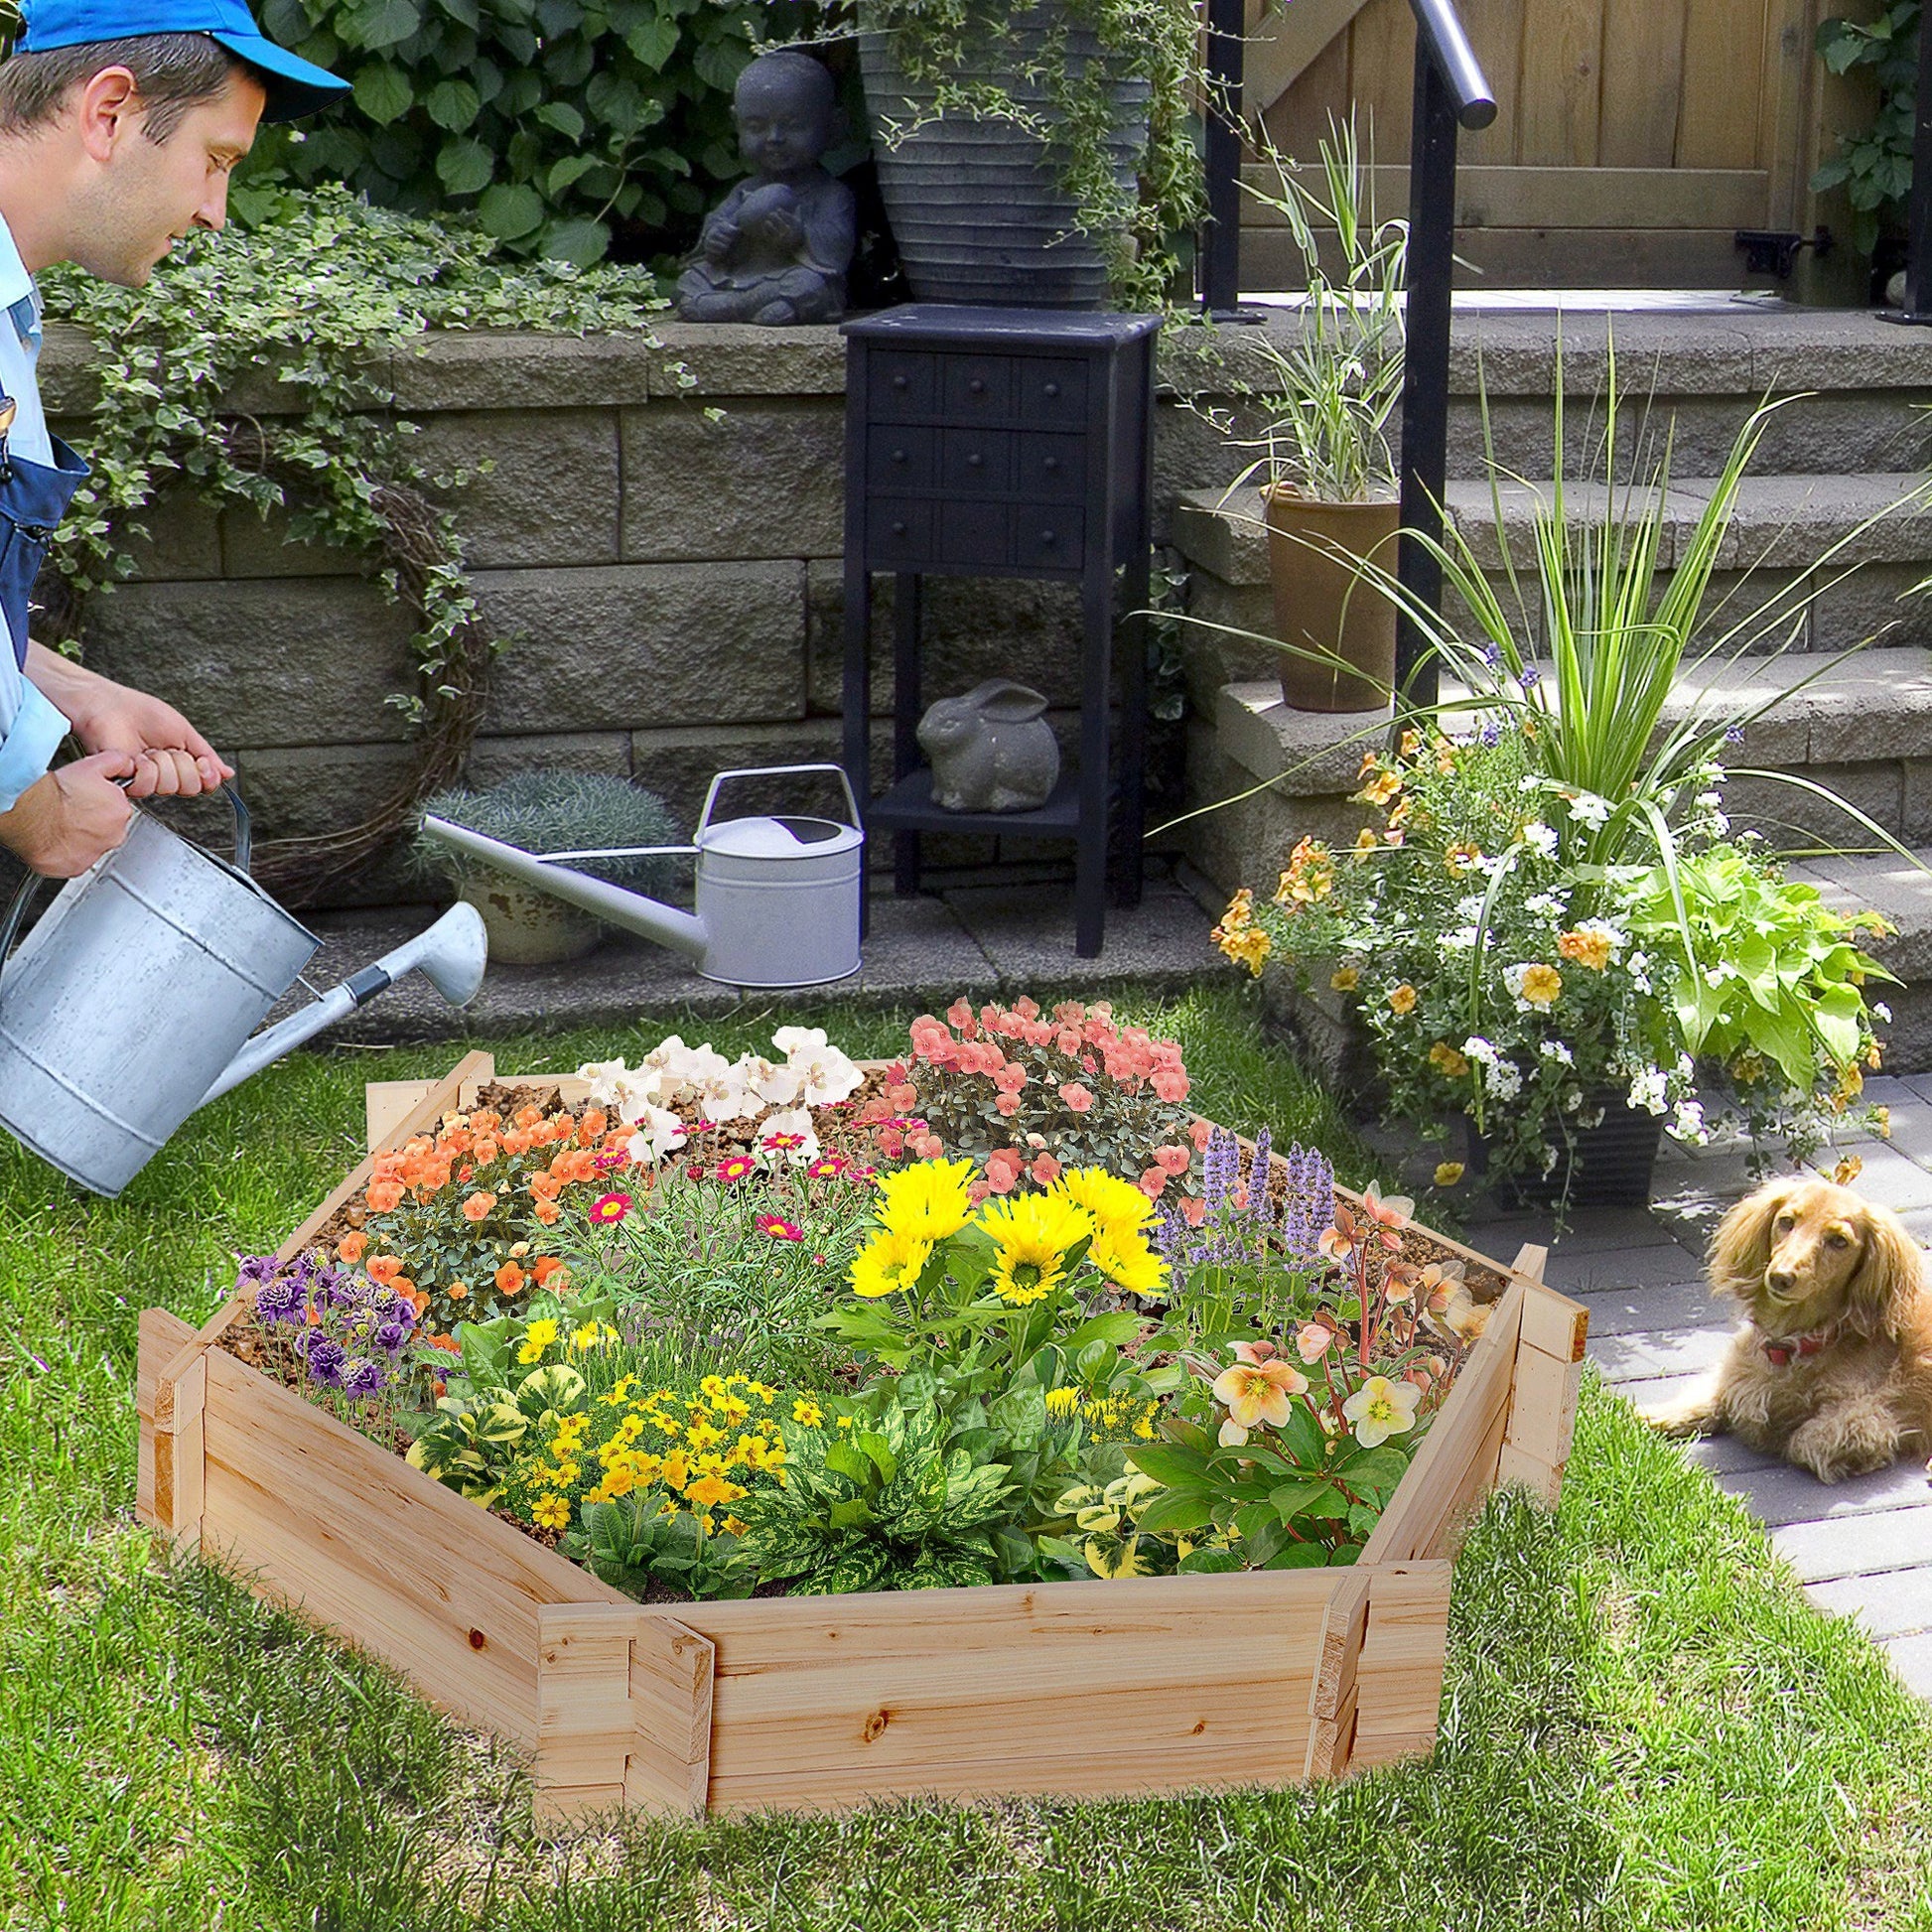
{"left": 40, "top": 183, "right": 666, "bottom": 902}
{"left": 826, "top": 0, "right": 1204, "bottom": 309}
{"left": 1814, "top": 2, "right": 1919, "bottom": 257}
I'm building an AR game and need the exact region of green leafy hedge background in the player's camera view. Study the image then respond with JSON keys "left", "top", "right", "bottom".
{"left": 244, "top": 0, "right": 765, "bottom": 264}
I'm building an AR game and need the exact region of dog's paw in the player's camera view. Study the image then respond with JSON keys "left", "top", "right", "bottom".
{"left": 1640, "top": 1398, "right": 1719, "bottom": 1441}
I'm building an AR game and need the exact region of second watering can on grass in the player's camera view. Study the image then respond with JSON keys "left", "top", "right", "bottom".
{"left": 0, "top": 789, "right": 488, "bottom": 1197}
{"left": 419, "top": 762, "right": 865, "bottom": 988}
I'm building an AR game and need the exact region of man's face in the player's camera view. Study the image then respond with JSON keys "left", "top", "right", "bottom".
{"left": 72, "top": 68, "right": 266, "bottom": 286}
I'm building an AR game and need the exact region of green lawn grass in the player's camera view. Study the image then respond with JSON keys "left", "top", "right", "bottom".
{"left": 3, "top": 984, "right": 1929, "bottom": 1929}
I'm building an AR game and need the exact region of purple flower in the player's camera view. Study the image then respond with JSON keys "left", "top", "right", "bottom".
{"left": 340, "top": 1355, "right": 387, "bottom": 1399}
{"left": 253, "top": 1273, "right": 306, "bottom": 1325}
{"left": 235, "top": 1254, "right": 279, "bottom": 1290}
{"left": 1282, "top": 1143, "right": 1335, "bottom": 1263}
{"left": 372, "top": 1320, "right": 410, "bottom": 1355}
{"left": 299, "top": 1333, "right": 346, "bottom": 1389}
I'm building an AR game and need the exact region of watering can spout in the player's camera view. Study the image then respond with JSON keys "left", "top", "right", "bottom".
{"left": 418, "top": 815, "right": 709, "bottom": 961}
{"left": 198, "top": 902, "right": 489, "bottom": 1109}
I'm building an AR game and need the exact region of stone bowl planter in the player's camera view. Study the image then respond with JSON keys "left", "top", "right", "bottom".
{"left": 459, "top": 871, "right": 603, "bottom": 966}
{"left": 138, "top": 1049, "right": 1587, "bottom": 1828}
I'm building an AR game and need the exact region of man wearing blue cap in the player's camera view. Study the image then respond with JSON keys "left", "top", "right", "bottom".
{"left": 0, "top": 0, "right": 345, "bottom": 877}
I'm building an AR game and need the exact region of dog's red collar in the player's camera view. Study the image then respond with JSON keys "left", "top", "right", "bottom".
{"left": 1759, "top": 1322, "right": 1840, "bottom": 1368}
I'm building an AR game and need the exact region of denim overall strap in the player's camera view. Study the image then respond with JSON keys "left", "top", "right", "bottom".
{"left": 0, "top": 399, "right": 87, "bottom": 670}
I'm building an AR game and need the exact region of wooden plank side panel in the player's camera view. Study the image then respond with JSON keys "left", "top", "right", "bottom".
{"left": 1455, "top": 0, "right": 1526, "bottom": 164}
{"left": 1243, "top": 0, "right": 1379, "bottom": 117}
{"left": 535, "top": 1603, "right": 641, "bottom": 1827}
{"left": 1359, "top": 1282, "right": 1524, "bottom": 1568}
{"left": 1678, "top": 0, "right": 1771, "bottom": 169}
{"left": 158, "top": 1348, "right": 207, "bottom": 1553}
{"left": 1345, "top": 0, "right": 1417, "bottom": 165}
{"left": 684, "top": 1571, "right": 1337, "bottom": 1812}
{"left": 628, "top": 1616, "right": 715, "bottom": 1818}
{"left": 1517, "top": 0, "right": 1605, "bottom": 167}
{"left": 1260, "top": 27, "right": 1351, "bottom": 159}
{"left": 1350, "top": 1561, "right": 1454, "bottom": 1767}
{"left": 137, "top": 1308, "right": 198, "bottom": 1529}
{"left": 199, "top": 1348, "right": 621, "bottom": 1750}
{"left": 1303, "top": 1568, "right": 1371, "bottom": 1779}
{"left": 1598, "top": 0, "right": 1689, "bottom": 167}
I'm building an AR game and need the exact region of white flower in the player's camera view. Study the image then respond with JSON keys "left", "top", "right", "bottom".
{"left": 757, "top": 1106, "right": 820, "bottom": 1166}
{"left": 1464, "top": 1035, "right": 1498, "bottom": 1066}
{"left": 1463, "top": 1036, "right": 1521, "bottom": 1098}
{"left": 1520, "top": 822, "right": 1559, "bottom": 860}
{"left": 1540, "top": 1039, "right": 1575, "bottom": 1065}
{"left": 1565, "top": 790, "right": 1612, "bottom": 826}
{"left": 624, "top": 1100, "right": 688, "bottom": 1166}
{"left": 771, "top": 1025, "right": 830, "bottom": 1059}
{"left": 1518, "top": 775, "right": 1543, "bottom": 792}
{"left": 688, "top": 1062, "right": 762, "bottom": 1123}
{"left": 1672, "top": 1099, "right": 1709, "bottom": 1145}
{"left": 780, "top": 1031, "right": 863, "bottom": 1106}
{"left": 745, "top": 1055, "right": 804, "bottom": 1108}
{"left": 1876, "top": 1002, "right": 1893, "bottom": 1024}
{"left": 1627, "top": 1068, "right": 1668, "bottom": 1116}
{"left": 576, "top": 1057, "right": 631, "bottom": 1107}
{"left": 1456, "top": 894, "right": 1487, "bottom": 921}
{"left": 1443, "top": 926, "right": 1479, "bottom": 950}
{"left": 1524, "top": 892, "right": 1568, "bottom": 918}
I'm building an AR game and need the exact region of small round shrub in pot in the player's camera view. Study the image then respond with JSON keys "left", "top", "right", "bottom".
{"left": 411, "top": 771, "right": 682, "bottom": 967}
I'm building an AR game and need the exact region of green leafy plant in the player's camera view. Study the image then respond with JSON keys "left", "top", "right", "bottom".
{"left": 1231, "top": 117, "right": 1405, "bottom": 503}
{"left": 241, "top": 0, "right": 762, "bottom": 264}
{"left": 565, "top": 1492, "right": 754, "bottom": 1599}
{"left": 833, "top": 0, "right": 1203, "bottom": 308}
{"left": 731, "top": 1389, "right": 1016, "bottom": 1593}
{"left": 410, "top": 768, "right": 683, "bottom": 895}
{"left": 1814, "top": 3, "right": 1919, "bottom": 256}
{"left": 43, "top": 188, "right": 666, "bottom": 900}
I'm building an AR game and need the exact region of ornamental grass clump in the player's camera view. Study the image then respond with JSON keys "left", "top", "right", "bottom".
{"left": 867, "top": 997, "right": 1202, "bottom": 1208}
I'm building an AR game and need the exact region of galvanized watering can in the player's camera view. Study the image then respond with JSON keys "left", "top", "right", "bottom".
{"left": 420, "top": 762, "right": 864, "bottom": 989}
{"left": 0, "top": 789, "right": 488, "bottom": 1197}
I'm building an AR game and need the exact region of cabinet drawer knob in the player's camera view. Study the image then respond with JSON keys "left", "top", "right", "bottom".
{"left": 1043, "top": 456, "right": 1060, "bottom": 473}
{"left": 967, "top": 452, "right": 984, "bottom": 469}
{"left": 892, "top": 373, "right": 908, "bottom": 390}
{"left": 892, "top": 520, "right": 907, "bottom": 536}
{"left": 969, "top": 376, "right": 985, "bottom": 394}
{"left": 1043, "top": 381, "right": 1060, "bottom": 398}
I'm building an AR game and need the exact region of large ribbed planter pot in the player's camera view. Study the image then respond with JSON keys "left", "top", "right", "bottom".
{"left": 1481, "top": 1094, "right": 1666, "bottom": 1211}
{"left": 1263, "top": 486, "right": 1402, "bottom": 714}
{"left": 857, "top": 5, "right": 1149, "bottom": 309}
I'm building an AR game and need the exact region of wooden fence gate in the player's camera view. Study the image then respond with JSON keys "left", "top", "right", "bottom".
{"left": 1242, "top": 0, "right": 1864, "bottom": 290}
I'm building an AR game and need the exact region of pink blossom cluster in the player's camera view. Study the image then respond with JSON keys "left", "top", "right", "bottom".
{"left": 907, "top": 997, "right": 1190, "bottom": 1107}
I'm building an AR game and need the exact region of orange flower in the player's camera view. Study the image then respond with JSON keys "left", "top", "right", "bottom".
{"left": 495, "top": 1261, "right": 525, "bottom": 1295}
{"left": 447, "top": 1282, "right": 469, "bottom": 1301}
{"left": 515, "top": 1105, "right": 544, "bottom": 1129}
{"left": 461, "top": 1189, "right": 497, "bottom": 1222}
{"left": 501, "top": 1129, "right": 533, "bottom": 1158}
{"left": 391, "top": 1276, "right": 416, "bottom": 1299}
{"left": 533, "top": 1197, "right": 562, "bottom": 1226}
{"left": 471, "top": 1110, "right": 502, "bottom": 1134}
{"left": 427, "top": 1330, "right": 463, "bottom": 1354}
{"left": 531, "top": 1255, "right": 564, "bottom": 1285}
{"left": 366, "top": 1180, "right": 404, "bottom": 1213}
{"left": 530, "top": 1172, "right": 563, "bottom": 1203}
{"left": 336, "top": 1230, "right": 368, "bottom": 1264}
{"left": 558, "top": 1148, "right": 597, "bottom": 1184}
{"left": 580, "top": 1109, "right": 608, "bottom": 1141}
{"left": 365, "top": 1254, "right": 403, "bottom": 1286}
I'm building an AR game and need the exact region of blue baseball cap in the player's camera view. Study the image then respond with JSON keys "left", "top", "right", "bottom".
{"left": 19, "top": 0, "right": 349, "bottom": 120}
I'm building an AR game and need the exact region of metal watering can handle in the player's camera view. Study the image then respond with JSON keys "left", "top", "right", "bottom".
{"left": 0, "top": 782, "right": 252, "bottom": 994}
{"left": 696, "top": 762, "right": 864, "bottom": 839}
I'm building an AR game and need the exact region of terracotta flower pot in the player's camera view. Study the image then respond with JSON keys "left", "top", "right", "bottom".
{"left": 459, "top": 872, "right": 602, "bottom": 967}
{"left": 1262, "top": 484, "right": 1401, "bottom": 714}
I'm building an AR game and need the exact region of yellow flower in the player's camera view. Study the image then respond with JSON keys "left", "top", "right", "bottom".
{"left": 1043, "top": 1387, "right": 1081, "bottom": 1419}
{"left": 1387, "top": 983, "right": 1418, "bottom": 1016}
{"left": 850, "top": 1227, "right": 934, "bottom": 1300}
{"left": 532, "top": 1494, "right": 570, "bottom": 1532}
{"left": 1354, "top": 766, "right": 1401, "bottom": 807}
{"left": 1340, "top": 1375, "right": 1423, "bottom": 1448}
{"left": 874, "top": 1157, "right": 977, "bottom": 1243}
{"left": 978, "top": 1191, "right": 1093, "bottom": 1307}
{"left": 1329, "top": 965, "right": 1359, "bottom": 992}
{"left": 516, "top": 1316, "right": 560, "bottom": 1365}
{"left": 722, "top": 1515, "right": 748, "bottom": 1536}
{"left": 660, "top": 1449, "right": 690, "bottom": 1491}
{"left": 792, "top": 1396, "right": 824, "bottom": 1427}
{"left": 1052, "top": 1167, "right": 1157, "bottom": 1241}
{"left": 1429, "top": 1041, "right": 1469, "bottom": 1078}
{"left": 685, "top": 1472, "right": 745, "bottom": 1510}
{"left": 1508, "top": 962, "right": 1562, "bottom": 1008}
{"left": 1353, "top": 828, "right": 1379, "bottom": 856}
{"left": 1446, "top": 842, "right": 1482, "bottom": 874}
{"left": 569, "top": 1322, "right": 601, "bottom": 1352}
{"left": 1434, "top": 1162, "right": 1465, "bottom": 1187}
{"left": 1088, "top": 1224, "right": 1169, "bottom": 1300}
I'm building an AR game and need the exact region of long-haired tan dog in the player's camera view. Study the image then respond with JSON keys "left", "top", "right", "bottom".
{"left": 1644, "top": 1176, "right": 1932, "bottom": 1483}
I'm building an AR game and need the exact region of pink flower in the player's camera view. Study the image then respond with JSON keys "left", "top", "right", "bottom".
{"left": 968, "top": 1177, "right": 992, "bottom": 1205}
{"left": 1031, "top": 1152, "right": 1062, "bottom": 1185}
{"left": 1055, "top": 1028, "right": 1082, "bottom": 1054}
{"left": 993, "top": 1062, "right": 1028, "bottom": 1095}
{"left": 910, "top": 1132, "right": 945, "bottom": 1160}
{"left": 994, "top": 1094, "right": 1021, "bottom": 1117}
{"left": 1179, "top": 1193, "right": 1208, "bottom": 1227}
{"left": 1211, "top": 1355, "right": 1309, "bottom": 1430}
{"left": 1153, "top": 1144, "right": 1190, "bottom": 1176}
{"left": 1151, "top": 1066, "right": 1189, "bottom": 1104}
{"left": 986, "top": 1149, "right": 1024, "bottom": 1194}
{"left": 1230, "top": 1339, "right": 1278, "bottom": 1365}
{"left": 1014, "top": 996, "right": 1040, "bottom": 1021}
{"left": 1189, "top": 1117, "right": 1215, "bottom": 1152}
{"left": 946, "top": 999, "right": 977, "bottom": 1035}
{"left": 1058, "top": 1082, "right": 1095, "bottom": 1113}
{"left": 1296, "top": 1320, "right": 1335, "bottom": 1363}
{"left": 757, "top": 1213, "right": 804, "bottom": 1242}
{"left": 1140, "top": 1168, "right": 1170, "bottom": 1199}
{"left": 590, "top": 1192, "right": 631, "bottom": 1224}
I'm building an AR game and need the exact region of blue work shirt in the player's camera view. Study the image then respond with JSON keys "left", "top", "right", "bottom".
{"left": 0, "top": 209, "right": 70, "bottom": 814}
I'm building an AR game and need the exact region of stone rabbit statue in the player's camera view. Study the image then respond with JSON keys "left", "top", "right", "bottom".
{"left": 916, "top": 679, "right": 1060, "bottom": 812}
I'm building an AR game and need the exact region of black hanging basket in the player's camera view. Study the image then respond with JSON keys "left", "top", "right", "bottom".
{"left": 1481, "top": 1092, "right": 1666, "bottom": 1211}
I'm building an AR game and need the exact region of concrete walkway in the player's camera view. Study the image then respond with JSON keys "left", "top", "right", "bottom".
{"left": 1467, "top": 1077, "right": 1932, "bottom": 1697}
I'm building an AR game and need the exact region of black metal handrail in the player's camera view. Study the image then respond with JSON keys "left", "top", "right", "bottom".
{"left": 1395, "top": 0, "right": 1497, "bottom": 710}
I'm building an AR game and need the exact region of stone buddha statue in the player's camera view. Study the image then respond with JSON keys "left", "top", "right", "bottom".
{"left": 675, "top": 51, "right": 856, "bottom": 327}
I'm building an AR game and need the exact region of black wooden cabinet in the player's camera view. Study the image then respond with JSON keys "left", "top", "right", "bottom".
{"left": 839, "top": 305, "right": 1161, "bottom": 958}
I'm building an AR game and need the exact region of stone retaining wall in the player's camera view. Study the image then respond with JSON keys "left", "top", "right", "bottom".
{"left": 42, "top": 320, "right": 1280, "bottom": 905}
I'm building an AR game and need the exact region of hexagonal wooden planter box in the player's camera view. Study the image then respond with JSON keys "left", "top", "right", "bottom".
{"left": 137, "top": 1049, "right": 1588, "bottom": 1828}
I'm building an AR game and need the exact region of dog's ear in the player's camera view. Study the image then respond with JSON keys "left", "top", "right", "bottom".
{"left": 1842, "top": 1204, "right": 1926, "bottom": 1339}
{"left": 1710, "top": 1183, "right": 1789, "bottom": 1306}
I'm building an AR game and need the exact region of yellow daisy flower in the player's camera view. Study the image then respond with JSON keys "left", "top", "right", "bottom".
{"left": 851, "top": 1226, "right": 935, "bottom": 1300}
{"left": 874, "top": 1157, "right": 977, "bottom": 1242}
{"left": 978, "top": 1192, "right": 1093, "bottom": 1307}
